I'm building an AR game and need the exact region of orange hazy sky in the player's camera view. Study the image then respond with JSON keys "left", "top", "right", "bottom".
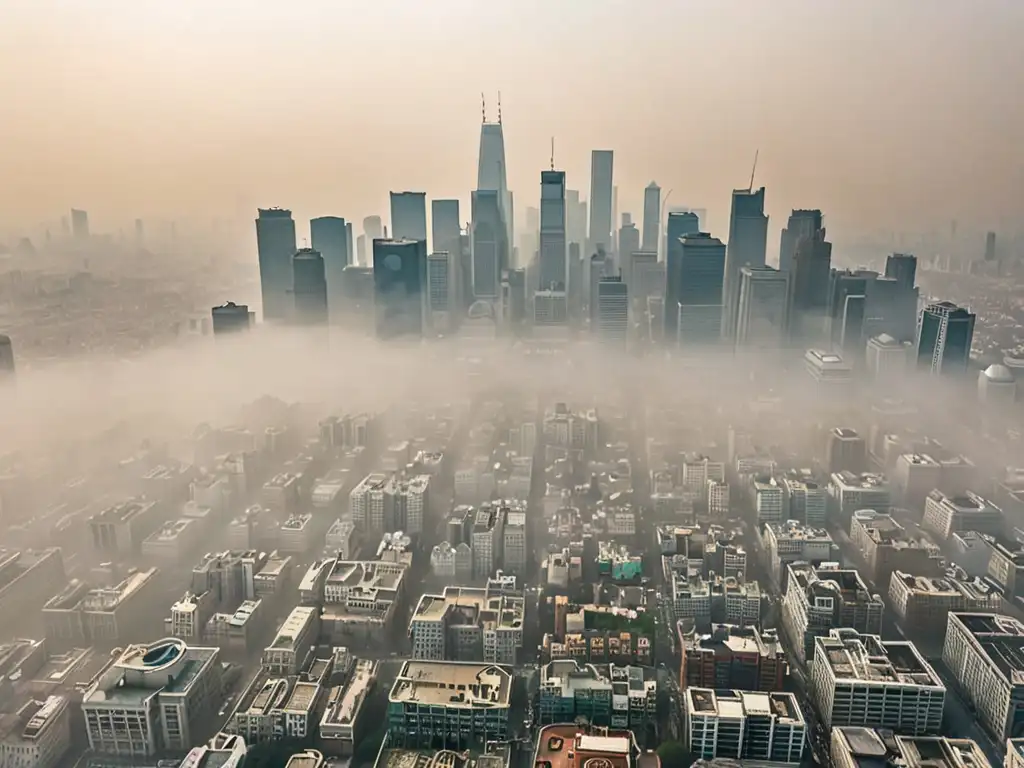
{"left": 2, "top": 0, "right": 1022, "bottom": 243}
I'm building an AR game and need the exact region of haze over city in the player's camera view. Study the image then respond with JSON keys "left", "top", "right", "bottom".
{"left": 3, "top": 4, "right": 1024, "bottom": 768}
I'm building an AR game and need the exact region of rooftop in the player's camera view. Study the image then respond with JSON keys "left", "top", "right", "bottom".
{"left": 767, "top": 520, "right": 832, "bottom": 541}
{"left": 816, "top": 630, "right": 944, "bottom": 688}
{"left": 90, "top": 499, "right": 155, "bottom": 525}
{"left": 412, "top": 586, "right": 524, "bottom": 631}
{"left": 951, "top": 613, "right": 1024, "bottom": 684}
{"left": 534, "top": 724, "right": 646, "bottom": 768}
{"left": 892, "top": 571, "right": 998, "bottom": 601}
{"left": 322, "top": 659, "right": 377, "bottom": 727}
{"left": 831, "top": 472, "right": 889, "bottom": 491}
{"left": 268, "top": 606, "right": 317, "bottom": 650}
{"left": 685, "top": 688, "right": 804, "bottom": 724}
{"left": 834, "top": 728, "right": 991, "bottom": 768}
{"left": 283, "top": 680, "right": 320, "bottom": 714}
{"left": 144, "top": 518, "right": 196, "bottom": 543}
{"left": 389, "top": 660, "right": 511, "bottom": 709}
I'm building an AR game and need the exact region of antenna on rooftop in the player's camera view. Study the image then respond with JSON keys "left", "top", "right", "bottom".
{"left": 550, "top": 137, "right": 555, "bottom": 171}
{"left": 481, "top": 92, "right": 486, "bottom": 123}
{"left": 748, "top": 149, "right": 759, "bottom": 192}
{"left": 497, "top": 91, "right": 502, "bottom": 124}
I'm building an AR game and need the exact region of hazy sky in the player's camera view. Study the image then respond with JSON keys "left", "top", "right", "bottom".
{"left": 2, "top": 0, "right": 1022, "bottom": 243}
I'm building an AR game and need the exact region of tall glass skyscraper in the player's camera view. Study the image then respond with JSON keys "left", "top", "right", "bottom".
{"left": 668, "top": 232, "right": 726, "bottom": 346}
{"left": 292, "top": 248, "right": 329, "bottom": 328}
{"left": 735, "top": 266, "right": 789, "bottom": 348}
{"left": 373, "top": 238, "right": 428, "bottom": 339}
{"left": 642, "top": 182, "right": 661, "bottom": 254}
{"left": 256, "top": 208, "right": 297, "bottom": 321}
{"left": 723, "top": 187, "right": 768, "bottom": 339}
{"left": 310, "top": 216, "right": 349, "bottom": 322}
{"left": 663, "top": 212, "right": 701, "bottom": 340}
{"left": 916, "top": 301, "right": 976, "bottom": 375}
{"left": 478, "top": 120, "right": 513, "bottom": 251}
{"left": 588, "top": 150, "right": 614, "bottom": 255}
{"left": 779, "top": 209, "right": 823, "bottom": 274}
{"left": 389, "top": 192, "right": 428, "bottom": 244}
{"left": 470, "top": 190, "right": 507, "bottom": 300}
{"left": 539, "top": 170, "right": 567, "bottom": 291}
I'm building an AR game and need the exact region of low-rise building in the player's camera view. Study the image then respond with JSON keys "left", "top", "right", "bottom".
{"left": 178, "top": 733, "right": 248, "bottom": 768}
{"left": 782, "top": 563, "right": 884, "bottom": 663}
{"left": 141, "top": 518, "right": 204, "bottom": 561}
{"left": 670, "top": 573, "right": 762, "bottom": 628}
{"left": 320, "top": 559, "right": 407, "bottom": 647}
{"left": 319, "top": 658, "right": 377, "bottom": 756}
{"left": 984, "top": 535, "right": 1024, "bottom": 599}
{"left": 410, "top": 585, "right": 524, "bottom": 665}
{"left": 831, "top": 728, "right": 992, "bottom": 768}
{"left": 923, "top": 490, "right": 1003, "bottom": 541}
{"left": 89, "top": 499, "right": 166, "bottom": 555}
{"left": 387, "top": 660, "right": 511, "bottom": 747}
{"left": 678, "top": 623, "right": 786, "bottom": 692}
{"left": 82, "top": 638, "right": 222, "bottom": 756}
{"left": 762, "top": 521, "right": 835, "bottom": 588}
{"left": 683, "top": 687, "right": 806, "bottom": 764}
{"left": 828, "top": 472, "right": 890, "bottom": 524}
{"left": 532, "top": 725, "right": 658, "bottom": 768}
{"left": 849, "top": 509, "right": 941, "bottom": 589}
{"left": 204, "top": 599, "right": 264, "bottom": 652}
{"left": 889, "top": 570, "right": 1002, "bottom": 636}
{"left": 42, "top": 567, "right": 160, "bottom": 648}
{"left": 942, "top": 612, "right": 1024, "bottom": 742}
{"left": 0, "top": 549, "right": 66, "bottom": 633}
{"left": 325, "top": 519, "right": 356, "bottom": 560}
{"left": 809, "top": 629, "right": 945, "bottom": 734}
{"left": 538, "top": 659, "right": 655, "bottom": 728}
{"left": 0, "top": 695, "right": 72, "bottom": 768}
{"left": 279, "top": 514, "right": 316, "bottom": 553}
{"left": 168, "top": 590, "right": 217, "bottom": 640}
{"left": 263, "top": 607, "right": 319, "bottom": 675}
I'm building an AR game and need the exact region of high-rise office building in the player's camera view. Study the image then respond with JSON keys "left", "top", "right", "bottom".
{"left": 427, "top": 252, "right": 453, "bottom": 332}
{"left": 356, "top": 234, "right": 367, "bottom": 266}
{"left": 985, "top": 231, "right": 997, "bottom": 262}
{"left": 256, "top": 208, "right": 297, "bottom": 321}
{"left": 292, "top": 248, "right": 329, "bottom": 328}
{"left": 471, "top": 190, "right": 508, "bottom": 300}
{"left": 478, "top": 118, "right": 513, "bottom": 250}
{"left": 432, "top": 200, "right": 462, "bottom": 306}
{"left": 539, "top": 170, "right": 568, "bottom": 291}
{"left": 71, "top": 209, "right": 89, "bottom": 240}
{"left": 779, "top": 209, "right": 823, "bottom": 274}
{"left": 672, "top": 233, "right": 727, "bottom": 347}
{"left": 346, "top": 222, "right": 354, "bottom": 268}
{"left": 342, "top": 265, "right": 375, "bottom": 329}
{"left": 595, "top": 277, "right": 628, "bottom": 346}
{"left": 663, "top": 212, "right": 701, "bottom": 340}
{"left": 501, "top": 268, "right": 527, "bottom": 329}
{"left": 390, "top": 192, "right": 428, "bottom": 244}
{"left": 618, "top": 221, "right": 640, "bottom": 284}
{"left": 723, "top": 187, "right": 769, "bottom": 339}
{"left": 828, "top": 269, "right": 876, "bottom": 355}
{"left": 588, "top": 150, "right": 614, "bottom": 255}
{"left": 629, "top": 251, "right": 661, "bottom": 315}
{"left": 916, "top": 301, "right": 976, "bottom": 375}
{"left": 0, "top": 334, "right": 14, "bottom": 376}
{"left": 735, "top": 266, "right": 789, "bottom": 348}
{"left": 363, "top": 216, "right": 384, "bottom": 243}
{"left": 211, "top": 302, "right": 253, "bottom": 335}
{"left": 643, "top": 182, "right": 661, "bottom": 254}
{"left": 310, "top": 216, "right": 349, "bottom": 321}
{"left": 374, "top": 239, "right": 427, "bottom": 339}
{"left": 884, "top": 253, "right": 917, "bottom": 290}
{"left": 788, "top": 221, "right": 832, "bottom": 339}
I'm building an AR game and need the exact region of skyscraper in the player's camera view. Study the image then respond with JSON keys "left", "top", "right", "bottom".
{"left": 735, "top": 266, "right": 789, "bottom": 348}
{"left": 356, "top": 235, "right": 367, "bottom": 266}
{"left": 427, "top": 252, "right": 453, "bottom": 332}
{"left": 985, "top": 231, "right": 997, "bottom": 262}
{"left": 596, "top": 276, "right": 628, "bottom": 346}
{"left": 471, "top": 190, "right": 508, "bottom": 300}
{"left": 71, "top": 209, "right": 89, "bottom": 240}
{"left": 588, "top": 150, "right": 614, "bottom": 255}
{"left": 787, "top": 218, "right": 832, "bottom": 340}
{"left": 373, "top": 238, "right": 428, "bottom": 339}
{"left": 663, "top": 212, "right": 701, "bottom": 340}
{"left": 779, "top": 209, "right": 823, "bottom": 273}
{"left": 629, "top": 251, "right": 661, "bottom": 315}
{"left": 211, "top": 302, "right": 253, "bottom": 335}
{"left": 539, "top": 170, "right": 568, "bottom": 291}
{"left": 565, "top": 190, "right": 587, "bottom": 250}
{"left": 642, "top": 182, "right": 661, "bottom": 253}
{"left": 477, "top": 118, "right": 513, "bottom": 250}
{"left": 346, "top": 222, "right": 354, "bottom": 269}
{"left": 310, "top": 216, "right": 349, "bottom": 321}
{"left": 390, "top": 192, "right": 428, "bottom": 244}
{"left": 618, "top": 221, "right": 640, "bottom": 285}
{"left": 292, "top": 248, "right": 329, "bottom": 328}
{"left": 670, "top": 233, "right": 726, "bottom": 346}
{"left": 256, "top": 208, "right": 297, "bottom": 321}
{"left": 916, "top": 301, "right": 976, "bottom": 375}
{"left": 432, "top": 200, "right": 462, "bottom": 304}
{"left": 363, "top": 216, "right": 384, "bottom": 243}
{"left": 723, "top": 187, "right": 768, "bottom": 339}
{"left": 884, "top": 253, "right": 917, "bottom": 290}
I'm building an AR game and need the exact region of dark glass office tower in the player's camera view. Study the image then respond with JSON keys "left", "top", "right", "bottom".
{"left": 588, "top": 150, "right": 614, "bottom": 255}
{"left": 642, "top": 182, "right": 661, "bottom": 253}
{"left": 211, "top": 302, "right": 253, "bottom": 335}
{"left": 672, "top": 233, "right": 726, "bottom": 346}
{"left": 471, "top": 190, "right": 507, "bottom": 300}
{"left": 539, "top": 170, "right": 568, "bottom": 291}
{"left": 389, "top": 192, "right": 428, "bottom": 244}
{"left": 779, "top": 209, "right": 823, "bottom": 274}
{"left": 292, "top": 248, "right": 329, "bottom": 327}
{"left": 723, "top": 187, "right": 768, "bottom": 339}
{"left": 256, "top": 208, "right": 297, "bottom": 321}
{"left": 663, "top": 211, "right": 701, "bottom": 340}
{"left": 373, "top": 239, "right": 428, "bottom": 339}
{"left": 884, "top": 253, "right": 917, "bottom": 290}
{"left": 0, "top": 334, "right": 14, "bottom": 376}
{"left": 916, "top": 301, "right": 976, "bottom": 375}
{"left": 310, "top": 216, "right": 349, "bottom": 321}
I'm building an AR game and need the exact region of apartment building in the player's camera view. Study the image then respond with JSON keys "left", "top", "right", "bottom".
{"left": 762, "top": 521, "right": 835, "bottom": 588}
{"left": 889, "top": 570, "right": 1002, "bottom": 636}
{"left": 684, "top": 687, "right": 806, "bottom": 764}
{"left": 410, "top": 585, "right": 524, "bottom": 665}
{"left": 849, "top": 510, "right": 941, "bottom": 588}
{"left": 679, "top": 623, "right": 786, "bottom": 692}
{"left": 538, "top": 659, "right": 656, "bottom": 728}
{"left": 923, "top": 490, "right": 1003, "bottom": 541}
{"left": 831, "top": 728, "right": 992, "bottom": 768}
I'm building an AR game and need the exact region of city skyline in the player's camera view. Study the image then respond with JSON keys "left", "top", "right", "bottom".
{"left": 2, "top": 2, "right": 1021, "bottom": 244}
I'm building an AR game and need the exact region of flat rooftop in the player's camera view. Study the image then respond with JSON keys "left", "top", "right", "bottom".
{"left": 283, "top": 680, "right": 320, "bottom": 714}
{"left": 322, "top": 659, "right": 376, "bottom": 726}
{"left": 534, "top": 725, "right": 634, "bottom": 768}
{"left": 91, "top": 499, "right": 154, "bottom": 524}
{"left": 413, "top": 586, "right": 524, "bottom": 630}
{"left": 685, "top": 687, "right": 804, "bottom": 724}
{"left": 389, "top": 661, "right": 511, "bottom": 709}
{"left": 818, "top": 631, "right": 943, "bottom": 688}
{"left": 326, "top": 559, "right": 405, "bottom": 591}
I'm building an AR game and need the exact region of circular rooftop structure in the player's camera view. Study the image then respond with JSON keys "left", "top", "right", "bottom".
{"left": 983, "top": 363, "right": 1015, "bottom": 383}
{"left": 467, "top": 299, "right": 496, "bottom": 321}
